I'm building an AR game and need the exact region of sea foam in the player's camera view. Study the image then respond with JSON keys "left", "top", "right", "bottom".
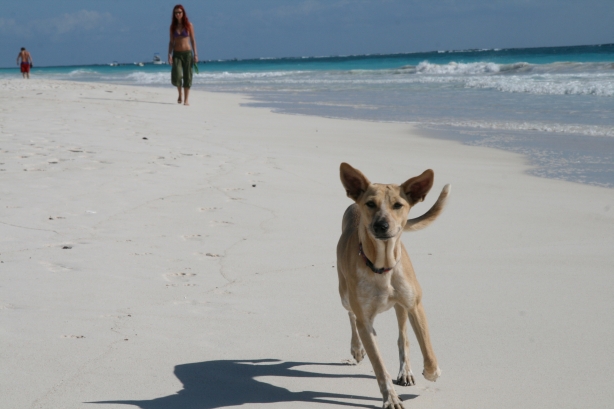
{"left": 464, "top": 75, "right": 614, "bottom": 96}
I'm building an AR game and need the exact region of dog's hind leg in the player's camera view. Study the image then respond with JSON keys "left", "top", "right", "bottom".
{"left": 408, "top": 302, "right": 441, "bottom": 382}
{"left": 394, "top": 304, "right": 415, "bottom": 386}
{"left": 348, "top": 312, "right": 366, "bottom": 363}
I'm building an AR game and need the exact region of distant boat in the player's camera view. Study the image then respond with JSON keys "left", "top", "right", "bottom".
{"left": 109, "top": 61, "right": 119, "bottom": 67}
{"left": 138, "top": 62, "right": 144, "bottom": 66}
{"left": 153, "top": 53, "right": 164, "bottom": 65}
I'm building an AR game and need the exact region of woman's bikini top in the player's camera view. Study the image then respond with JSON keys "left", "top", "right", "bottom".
{"left": 174, "top": 28, "right": 189, "bottom": 38}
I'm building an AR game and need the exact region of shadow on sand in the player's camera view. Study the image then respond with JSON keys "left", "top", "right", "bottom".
{"left": 90, "top": 359, "right": 417, "bottom": 408}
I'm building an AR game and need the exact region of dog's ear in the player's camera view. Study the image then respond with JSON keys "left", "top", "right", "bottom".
{"left": 340, "top": 163, "right": 371, "bottom": 202}
{"left": 401, "top": 169, "right": 434, "bottom": 205}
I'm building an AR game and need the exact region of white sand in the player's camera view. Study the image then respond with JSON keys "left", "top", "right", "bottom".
{"left": 1, "top": 79, "right": 613, "bottom": 409}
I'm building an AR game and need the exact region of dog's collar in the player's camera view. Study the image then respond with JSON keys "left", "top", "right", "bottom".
{"left": 359, "top": 243, "right": 392, "bottom": 274}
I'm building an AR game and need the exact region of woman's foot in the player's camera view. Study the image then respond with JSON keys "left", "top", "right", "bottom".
{"left": 183, "top": 88, "right": 190, "bottom": 106}
{"left": 177, "top": 96, "right": 182, "bottom": 104}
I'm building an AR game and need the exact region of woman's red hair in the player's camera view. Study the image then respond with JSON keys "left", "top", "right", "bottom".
{"left": 171, "top": 5, "right": 191, "bottom": 31}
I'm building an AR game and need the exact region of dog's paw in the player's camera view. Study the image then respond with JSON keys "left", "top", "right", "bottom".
{"left": 382, "top": 392, "right": 405, "bottom": 409}
{"left": 351, "top": 346, "right": 366, "bottom": 363}
{"left": 423, "top": 366, "right": 441, "bottom": 382}
{"left": 396, "top": 370, "right": 415, "bottom": 387}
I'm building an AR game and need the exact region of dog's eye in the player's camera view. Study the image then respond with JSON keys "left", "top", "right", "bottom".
{"left": 365, "top": 201, "right": 376, "bottom": 208}
{"left": 393, "top": 203, "right": 403, "bottom": 209}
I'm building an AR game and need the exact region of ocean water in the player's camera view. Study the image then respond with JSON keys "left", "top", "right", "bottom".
{"left": 2, "top": 44, "right": 613, "bottom": 187}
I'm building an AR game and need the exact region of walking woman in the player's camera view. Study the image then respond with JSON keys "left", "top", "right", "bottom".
{"left": 168, "top": 5, "right": 198, "bottom": 105}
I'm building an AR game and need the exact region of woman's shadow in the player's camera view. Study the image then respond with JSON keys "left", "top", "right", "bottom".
{"left": 90, "top": 359, "right": 415, "bottom": 408}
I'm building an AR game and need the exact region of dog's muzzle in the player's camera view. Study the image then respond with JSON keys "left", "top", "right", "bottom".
{"left": 373, "top": 219, "right": 388, "bottom": 233}
{"left": 372, "top": 219, "right": 394, "bottom": 239}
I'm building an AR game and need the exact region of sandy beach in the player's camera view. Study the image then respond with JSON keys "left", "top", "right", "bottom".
{"left": 1, "top": 79, "right": 613, "bottom": 409}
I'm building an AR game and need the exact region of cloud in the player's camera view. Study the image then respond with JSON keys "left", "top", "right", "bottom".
{"left": 0, "top": 10, "right": 115, "bottom": 40}
{"left": 251, "top": 0, "right": 352, "bottom": 19}
{"left": 0, "top": 18, "right": 23, "bottom": 35}
{"left": 39, "top": 10, "right": 113, "bottom": 35}
{"left": 274, "top": 0, "right": 348, "bottom": 16}
{"left": 0, "top": 18, "right": 17, "bottom": 30}
{"left": 0, "top": 10, "right": 113, "bottom": 38}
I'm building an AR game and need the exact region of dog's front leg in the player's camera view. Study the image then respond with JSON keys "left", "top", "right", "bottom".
{"left": 348, "top": 311, "right": 366, "bottom": 363}
{"left": 394, "top": 304, "right": 415, "bottom": 386}
{"left": 408, "top": 302, "right": 441, "bottom": 382}
{"left": 355, "top": 313, "right": 404, "bottom": 409}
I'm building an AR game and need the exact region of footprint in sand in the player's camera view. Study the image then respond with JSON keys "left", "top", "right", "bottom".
{"left": 181, "top": 234, "right": 203, "bottom": 241}
{"left": 205, "top": 253, "right": 221, "bottom": 258}
{"left": 100, "top": 314, "right": 132, "bottom": 319}
{"left": 168, "top": 272, "right": 195, "bottom": 277}
{"left": 210, "top": 221, "right": 233, "bottom": 226}
{"left": 198, "top": 207, "right": 220, "bottom": 212}
{"left": 62, "top": 335, "right": 85, "bottom": 339}
{"left": 223, "top": 187, "right": 244, "bottom": 191}
{"left": 162, "top": 272, "right": 196, "bottom": 287}
{"left": 40, "top": 261, "right": 73, "bottom": 273}
{"left": 214, "top": 288, "right": 232, "bottom": 295}
{"left": 416, "top": 386, "right": 441, "bottom": 393}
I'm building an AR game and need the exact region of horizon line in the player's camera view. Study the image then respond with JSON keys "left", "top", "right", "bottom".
{"left": 2, "top": 42, "right": 613, "bottom": 70}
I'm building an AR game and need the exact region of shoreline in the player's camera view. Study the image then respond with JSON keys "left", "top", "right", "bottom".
{"left": 239, "top": 94, "right": 614, "bottom": 189}
{"left": 3, "top": 76, "right": 613, "bottom": 190}
{"left": 1, "top": 79, "right": 613, "bottom": 409}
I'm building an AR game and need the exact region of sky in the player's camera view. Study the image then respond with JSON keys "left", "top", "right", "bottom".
{"left": 1, "top": 0, "right": 613, "bottom": 67}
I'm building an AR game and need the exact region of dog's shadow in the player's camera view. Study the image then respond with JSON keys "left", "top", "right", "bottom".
{"left": 90, "top": 359, "right": 417, "bottom": 408}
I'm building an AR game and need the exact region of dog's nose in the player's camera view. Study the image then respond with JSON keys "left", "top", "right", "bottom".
{"left": 373, "top": 220, "right": 389, "bottom": 234}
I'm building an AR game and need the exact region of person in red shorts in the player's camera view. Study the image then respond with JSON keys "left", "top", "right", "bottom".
{"left": 17, "top": 47, "right": 33, "bottom": 79}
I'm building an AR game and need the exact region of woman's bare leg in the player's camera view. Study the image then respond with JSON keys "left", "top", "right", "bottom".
{"left": 177, "top": 86, "right": 183, "bottom": 104}
{"left": 183, "top": 88, "right": 190, "bottom": 105}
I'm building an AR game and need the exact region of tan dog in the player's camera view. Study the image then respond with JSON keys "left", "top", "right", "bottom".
{"left": 336, "top": 163, "right": 450, "bottom": 409}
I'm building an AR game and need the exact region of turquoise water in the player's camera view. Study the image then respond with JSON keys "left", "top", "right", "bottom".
{"left": 2, "top": 44, "right": 613, "bottom": 187}
{"left": 4, "top": 43, "right": 613, "bottom": 73}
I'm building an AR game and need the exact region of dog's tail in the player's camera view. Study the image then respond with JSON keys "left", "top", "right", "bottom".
{"left": 404, "top": 184, "right": 451, "bottom": 232}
